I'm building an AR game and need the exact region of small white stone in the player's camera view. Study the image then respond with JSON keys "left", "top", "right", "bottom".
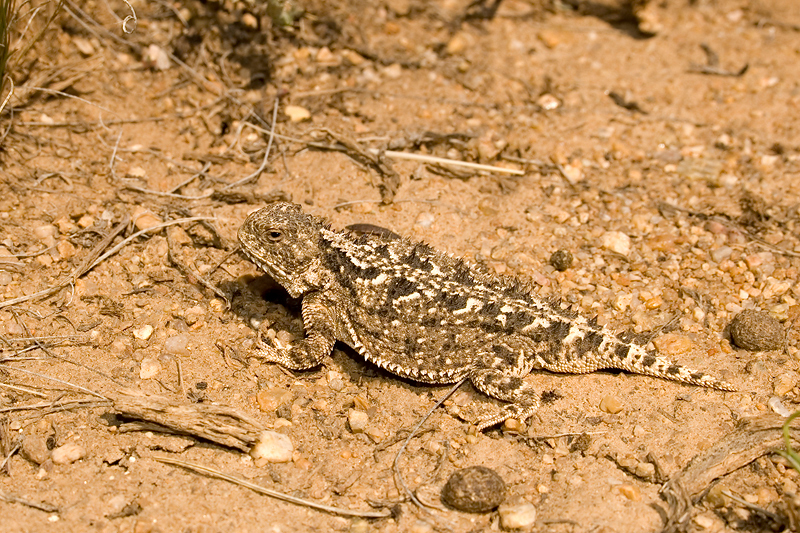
{"left": 139, "top": 357, "right": 161, "bottom": 379}
{"left": 33, "top": 224, "right": 58, "bottom": 241}
{"left": 250, "top": 430, "right": 293, "bottom": 465}
{"left": 560, "top": 162, "right": 583, "bottom": 183}
{"left": 693, "top": 513, "right": 715, "bottom": 529}
{"left": 133, "top": 324, "right": 154, "bottom": 340}
{"left": 105, "top": 494, "right": 127, "bottom": 516}
{"left": 51, "top": 442, "right": 86, "bottom": 464}
{"left": 382, "top": 63, "right": 403, "bottom": 79}
{"left": 536, "top": 94, "right": 560, "bottom": 111}
{"left": 144, "top": 44, "right": 171, "bottom": 70}
{"left": 601, "top": 231, "right": 632, "bottom": 256}
{"left": 768, "top": 396, "right": 792, "bottom": 417}
{"left": 128, "top": 166, "right": 147, "bottom": 178}
{"left": 284, "top": 105, "right": 311, "bottom": 122}
{"left": 498, "top": 502, "right": 537, "bottom": 529}
{"left": 348, "top": 409, "right": 369, "bottom": 433}
{"left": 164, "top": 333, "right": 191, "bottom": 355}
{"left": 414, "top": 212, "right": 435, "bottom": 229}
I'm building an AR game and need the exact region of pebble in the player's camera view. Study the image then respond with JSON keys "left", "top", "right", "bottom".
{"left": 617, "top": 484, "right": 641, "bottom": 501}
{"left": 653, "top": 333, "right": 694, "bottom": 356}
{"left": 382, "top": 63, "right": 403, "bottom": 79}
{"left": 350, "top": 519, "right": 370, "bottom": 533}
{"left": 105, "top": 494, "right": 128, "bottom": 516}
{"left": 441, "top": 466, "right": 506, "bottom": 513}
{"left": 57, "top": 240, "right": 76, "bottom": 260}
{"left": 693, "top": 514, "right": 716, "bottom": 529}
{"left": 536, "top": 94, "right": 560, "bottom": 111}
{"left": 33, "top": 224, "right": 57, "bottom": 242}
{"left": 139, "top": 357, "right": 161, "bottom": 379}
{"left": 250, "top": 430, "right": 293, "bottom": 465}
{"left": 21, "top": 435, "right": 50, "bottom": 465}
{"left": 347, "top": 409, "right": 369, "bottom": 433}
{"left": 601, "top": 231, "right": 631, "bottom": 256}
{"left": 132, "top": 324, "right": 154, "bottom": 340}
{"left": 131, "top": 207, "right": 162, "bottom": 231}
{"left": 164, "top": 333, "right": 191, "bottom": 355}
{"left": 497, "top": 501, "right": 537, "bottom": 528}
{"left": 385, "top": 0, "right": 411, "bottom": 15}
{"left": 327, "top": 370, "right": 345, "bottom": 392}
{"left": 710, "top": 246, "right": 733, "bottom": 263}
{"left": 729, "top": 309, "right": 784, "bottom": 351}
{"left": 549, "top": 249, "right": 573, "bottom": 271}
{"left": 241, "top": 12, "right": 258, "bottom": 29}
{"left": 768, "top": 396, "right": 792, "bottom": 417}
{"left": 183, "top": 305, "right": 205, "bottom": 325}
{"left": 634, "top": 462, "right": 656, "bottom": 480}
{"left": 144, "top": 44, "right": 171, "bottom": 70}
{"left": 284, "top": 105, "right": 311, "bottom": 122}
{"left": 72, "top": 36, "right": 95, "bottom": 56}
{"left": 773, "top": 373, "right": 797, "bottom": 396}
{"left": 51, "top": 442, "right": 86, "bottom": 465}
{"left": 762, "top": 279, "right": 792, "bottom": 299}
{"left": 447, "top": 32, "right": 473, "bottom": 55}
{"left": 340, "top": 49, "right": 365, "bottom": 66}
{"left": 414, "top": 212, "right": 435, "bottom": 229}
{"left": 275, "top": 330, "right": 296, "bottom": 345}
{"left": 256, "top": 389, "right": 292, "bottom": 413}
{"left": 408, "top": 520, "right": 434, "bottom": 533}
{"left": 560, "top": 161, "right": 583, "bottom": 184}
{"left": 599, "top": 395, "right": 623, "bottom": 414}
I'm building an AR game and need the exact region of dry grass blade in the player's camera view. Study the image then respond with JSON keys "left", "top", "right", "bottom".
{"left": 0, "top": 215, "right": 214, "bottom": 309}
{"left": 0, "top": 490, "right": 59, "bottom": 513}
{"left": 0, "top": 397, "right": 106, "bottom": 414}
{"left": 153, "top": 456, "right": 391, "bottom": 519}
{"left": 393, "top": 377, "right": 466, "bottom": 510}
{"left": 383, "top": 150, "right": 524, "bottom": 175}
{"left": 1, "top": 365, "right": 107, "bottom": 398}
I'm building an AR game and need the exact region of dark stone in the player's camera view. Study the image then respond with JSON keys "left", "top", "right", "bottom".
{"left": 730, "top": 309, "right": 784, "bottom": 352}
{"left": 549, "top": 249, "right": 573, "bottom": 271}
{"left": 441, "top": 466, "right": 506, "bottom": 513}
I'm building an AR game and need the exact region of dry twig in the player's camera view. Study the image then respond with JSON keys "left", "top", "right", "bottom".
{"left": 660, "top": 414, "right": 800, "bottom": 532}
{"left": 154, "top": 457, "right": 392, "bottom": 518}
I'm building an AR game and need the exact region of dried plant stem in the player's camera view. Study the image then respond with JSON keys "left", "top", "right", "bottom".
{"left": 154, "top": 457, "right": 391, "bottom": 518}
{"left": 0, "top": 216, "right": 214, "bottom": 309}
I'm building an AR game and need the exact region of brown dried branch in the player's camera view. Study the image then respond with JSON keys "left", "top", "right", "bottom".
{"left": 660, "top": 414, "right": 800, "bottom": 532}
{"left": 111, "top": 392, "right": 266, "bottom": 451}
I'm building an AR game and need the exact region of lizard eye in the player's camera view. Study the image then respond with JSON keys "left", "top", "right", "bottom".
{"left": 266, "top": 229, "right": 283, "bottom": 243}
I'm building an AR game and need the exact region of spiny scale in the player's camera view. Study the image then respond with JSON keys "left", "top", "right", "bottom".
{"left": 238, "top": 202, "right": 736, "bottom": 430}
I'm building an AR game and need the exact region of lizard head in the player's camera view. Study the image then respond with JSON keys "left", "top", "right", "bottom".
{"left": 238, "top": 202, "right": 325, "bottom": 298}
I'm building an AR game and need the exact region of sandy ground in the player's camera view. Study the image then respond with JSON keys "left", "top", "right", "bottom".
{"left": 1, "top": 0, "right": 800, "bottom": 531}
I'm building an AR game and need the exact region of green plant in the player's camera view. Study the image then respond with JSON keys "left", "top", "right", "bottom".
{"left": 779, "top": 411, "right": 800, "bottom": 472}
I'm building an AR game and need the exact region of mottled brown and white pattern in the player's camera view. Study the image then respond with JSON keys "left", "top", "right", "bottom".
{"left": 238, "top": 203, "right": 736, "bottom": 430}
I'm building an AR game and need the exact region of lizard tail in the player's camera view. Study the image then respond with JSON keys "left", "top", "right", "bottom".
{"left": 611, "top": 341, "right": 738, "bottom": 392}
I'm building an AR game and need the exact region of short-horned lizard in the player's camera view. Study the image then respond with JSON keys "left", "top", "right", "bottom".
{"left": 238, "top": 203, "right": 735, "bottom": 430}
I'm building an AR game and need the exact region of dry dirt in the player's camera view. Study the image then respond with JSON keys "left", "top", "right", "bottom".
{"left": 1, "top": 0, "right": 800, "bottom": 531}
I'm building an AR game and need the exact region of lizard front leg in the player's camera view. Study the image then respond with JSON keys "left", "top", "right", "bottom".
{"left": 253, "top": 291, "right": 337, "bottom": 370}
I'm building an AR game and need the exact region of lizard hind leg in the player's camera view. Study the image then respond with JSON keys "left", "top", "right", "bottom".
{"left": 469, "top": 368, "right": 541, "bottom": 431}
